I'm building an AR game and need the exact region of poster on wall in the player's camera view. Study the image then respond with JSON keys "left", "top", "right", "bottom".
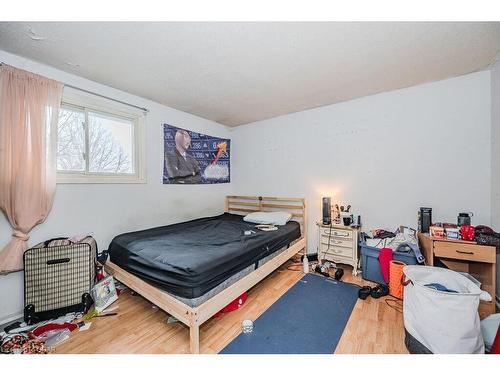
{"left": 163, "top": 124, "right": 230, "bottom": 184}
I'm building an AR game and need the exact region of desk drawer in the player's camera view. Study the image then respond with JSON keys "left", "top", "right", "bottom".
{"left": 320, "top": 244, "right": 353, "bottom": 259}
{"left": 321, "top": 228, "right": 352, "bottom": 239}
{"left": 320, "top": 235, "right": 352, "bottom": 248}
{"left": 322, "top": 252, "right": 353, "bottom": 264}
{"left": 434, "top": 242, "right": 495, "bottom": 263}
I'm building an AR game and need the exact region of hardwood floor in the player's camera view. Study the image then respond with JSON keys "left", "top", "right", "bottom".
{"left": 56, "top": 260, "right": 408, "bottom": 354}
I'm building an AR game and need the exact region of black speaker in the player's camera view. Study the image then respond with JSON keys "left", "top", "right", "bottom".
{"left": 322, "top": 197, "right": 331, "bottom": 225}
{"left": 419, "top": 207, "right": 432, "bottom": 233}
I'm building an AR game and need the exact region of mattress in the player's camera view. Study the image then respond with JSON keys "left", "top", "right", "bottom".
{"left": 108, "top": 213, "right": 301, "bottom": 298}
{"left": 173, "top": 244, "right": 293, "bottom": 308}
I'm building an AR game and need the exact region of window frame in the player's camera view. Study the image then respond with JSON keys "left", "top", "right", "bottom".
{"left": 56, "top": 90, "right": 147, "bottom": 184}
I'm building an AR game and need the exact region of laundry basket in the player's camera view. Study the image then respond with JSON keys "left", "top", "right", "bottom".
{"left": 402, "top": 265, "right": 492, "bottom": 354}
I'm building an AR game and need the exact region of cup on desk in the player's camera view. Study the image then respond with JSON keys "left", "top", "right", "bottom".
{"left": 341, "top": 214, "right": 352, "bottom": 226}
{"left": 460, "top": 225, "right": 475, "bottom": 241}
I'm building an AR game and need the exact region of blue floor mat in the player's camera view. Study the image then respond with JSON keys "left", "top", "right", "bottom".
{"left": 220, "top": 273, "right": 359, "bottom": 354}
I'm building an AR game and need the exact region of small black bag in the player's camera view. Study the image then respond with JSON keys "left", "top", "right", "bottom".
{"left": 474, "top": 225, "right": 500, "bottom": 250}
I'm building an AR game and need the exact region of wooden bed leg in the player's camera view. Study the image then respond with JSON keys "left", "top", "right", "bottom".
{"left": 190, "top": 323, "right": 200, "bottom": 354}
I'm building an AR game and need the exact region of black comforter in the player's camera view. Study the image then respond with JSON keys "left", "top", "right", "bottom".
{"left": 108, "top": 213, "right": 301, "bottom": 298}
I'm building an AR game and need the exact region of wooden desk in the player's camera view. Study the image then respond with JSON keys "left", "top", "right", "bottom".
{"left": 418, "top": 233, "right": 496, "bottom": 319}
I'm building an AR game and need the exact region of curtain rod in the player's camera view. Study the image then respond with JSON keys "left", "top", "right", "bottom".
{"left": 0, "top": 62, "right": 149, "bottom": 113}
{"left": 64, "top": 84, "right": 149, "bottom": 113}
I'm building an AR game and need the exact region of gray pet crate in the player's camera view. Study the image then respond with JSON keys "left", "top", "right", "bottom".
{"left": 23, "top": 237, "right": 98, "bottom": 324}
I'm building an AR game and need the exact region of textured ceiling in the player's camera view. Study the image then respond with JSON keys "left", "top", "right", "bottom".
{"left": 1, "top": 22, "right": 500, "bottom": 126}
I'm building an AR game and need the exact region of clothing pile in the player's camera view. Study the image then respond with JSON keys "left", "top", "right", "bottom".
{"left": 365, "top": 227, "right": 425, "bottom": 264}
{"left": 0, "top": 312, "right": 81, "bottom": 354}
{"left": 1, "top": 266, "right": 122, "bottom": 355}
{"left": 475, "top": 225, "right": 500, "bottom": 249}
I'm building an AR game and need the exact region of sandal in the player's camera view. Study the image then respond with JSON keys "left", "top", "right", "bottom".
{"left": 370, "top": 284, "right": 389, "bottom": 299}
{"left": 358, "top": 286, "right": 372, "bottom": 300}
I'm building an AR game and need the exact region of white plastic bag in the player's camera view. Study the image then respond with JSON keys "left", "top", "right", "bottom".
{"left": 402, "top": 265, "right": 491, "bottom": 354}
{"left": 37, "top": 328, "right": 71, "bottom": 348}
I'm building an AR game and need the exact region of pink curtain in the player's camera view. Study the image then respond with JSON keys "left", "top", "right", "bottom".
{"left": 0, "top": 65, "right": 63, "bottom": 274}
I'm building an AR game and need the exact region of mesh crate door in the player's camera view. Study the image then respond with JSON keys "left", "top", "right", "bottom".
{"left": 24, "top": 243, "right": 92, "bottom": 313}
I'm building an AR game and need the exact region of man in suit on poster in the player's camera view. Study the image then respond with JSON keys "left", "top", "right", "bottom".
{"left": 164, "top": 129, "right": 202, "bottom": 184}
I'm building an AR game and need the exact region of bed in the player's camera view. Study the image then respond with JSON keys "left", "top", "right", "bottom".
{"left": 104, "top": 196, "right": 307, "bottom": 353}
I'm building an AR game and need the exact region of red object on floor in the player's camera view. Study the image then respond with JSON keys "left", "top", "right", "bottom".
{"left": 378, "top": 248, "right": 393, "bottom": 283}
{"left": 214, "top": 292, "right": 248, "bottom": 317}
{"left": 491, "top": 326, "right": 500, "bottom": 354}
{"left": 32, "top": 322, "right": 78, "bottom": 337}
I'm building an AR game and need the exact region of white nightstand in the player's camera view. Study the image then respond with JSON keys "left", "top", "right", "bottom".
{"left": 316, "top": 221, "right": 359, "bottom": 275}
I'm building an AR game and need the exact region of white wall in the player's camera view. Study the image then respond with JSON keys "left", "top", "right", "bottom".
{"left": 491, "top": 59, "right": 500, "bottom": 306}
{"left": 0, "top": 50, "right": 232, "bottom": 324}
{"left": 492, "top": 60, "right": 500, "bottom": 229}
{"left": 231, "top": 71, "right": 492, "bottom": 254}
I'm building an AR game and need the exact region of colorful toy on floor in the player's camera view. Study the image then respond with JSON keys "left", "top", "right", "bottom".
{"left": 84, "top": 307, "right": 118, "bottom": 321}
{"left": 214, "top": 292, "right": 248, "bottom": 317}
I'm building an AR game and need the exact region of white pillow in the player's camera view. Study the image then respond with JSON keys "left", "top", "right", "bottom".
{"left": 243, "top": 211, "right": 292, "bottom": 226}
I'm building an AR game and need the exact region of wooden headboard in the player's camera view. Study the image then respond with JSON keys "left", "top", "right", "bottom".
{"left": 225, "top": 195, "right": 307, "bottom": 238}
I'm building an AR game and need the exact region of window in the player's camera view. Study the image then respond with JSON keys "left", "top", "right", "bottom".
{"left": 56, "top": 93, "right": 146, "bottom": 183}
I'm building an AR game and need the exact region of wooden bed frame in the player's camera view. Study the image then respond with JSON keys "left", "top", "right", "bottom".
{"left": 104, "top": 195, "right": 307, "bottom": 354}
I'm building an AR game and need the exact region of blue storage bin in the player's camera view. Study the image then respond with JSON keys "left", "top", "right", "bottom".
{"left": 360, "top": 236, "right": 419, "bottom": 285}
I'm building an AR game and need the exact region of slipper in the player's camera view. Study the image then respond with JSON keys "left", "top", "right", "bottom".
{"left": 358, "top": 286, "right": 372, "bottom": 300}
{"left": 370, "top": 284, "right": 389, "bottom": 299}
{"left": 334, "top": 268, "right": 344, "bottom": 281}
